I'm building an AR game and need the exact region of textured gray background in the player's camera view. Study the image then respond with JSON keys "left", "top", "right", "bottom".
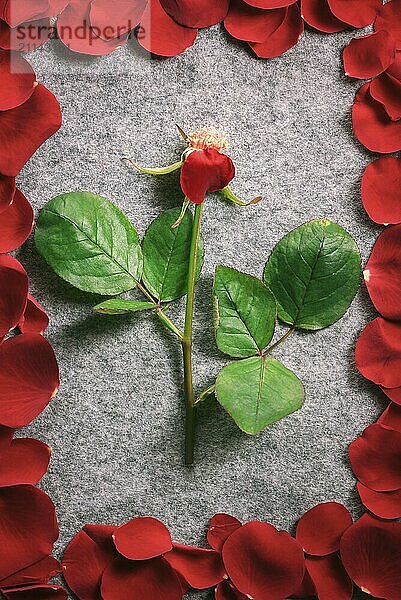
{"left": 15, "top": 23, "right": 384, "bottom": 597}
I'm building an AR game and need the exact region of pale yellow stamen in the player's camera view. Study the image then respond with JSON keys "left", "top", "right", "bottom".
{"left": 188, "top": 127, "right": 229, "bottom": 152}
{"left": 361, "top": 586, "right": 371, "bottom": 595}
{"left": 363, "top": 269, "right": 371, "bottom": 282}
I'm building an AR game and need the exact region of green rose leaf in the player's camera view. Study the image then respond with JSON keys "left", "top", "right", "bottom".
{"left": 263, "top": 219, "right": 361, "bottom": 330}
{"left": 213, "top": 265, "right": 276, "bottom": 358}
{"left": 94, "top": 299, "right": 155, "bottom": 315}
{"left": 35, "top": 192, "right": 143, "bottom": 295}
{"left": 215, "top": 356, "right": 304, "bottom": 435}
{"left": 142, "top": 207, "right": 204, "bottom": 302}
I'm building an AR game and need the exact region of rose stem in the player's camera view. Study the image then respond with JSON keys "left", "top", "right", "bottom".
{"left": 182, "top": 202, "right": 203, "bottom": 466}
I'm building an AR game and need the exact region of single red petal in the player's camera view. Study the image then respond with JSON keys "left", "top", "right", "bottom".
{"left": 0, "top": 84, "right": 61, "bottom": 177}
{"left": 222, "top": 521, "right": 305, "bottom": 599}
{"left": 0, "top": 18, "right": 52, "bottom": 52}
{"left": 0, "top": 254, "right": 28, "bottom": 338}
{"left": 343, "top": 31, "right": 396, "bottom": 80}
{"left": 352, "top": 82, "right": 401, "bottom": 153}
{"left": 375, "top": 0, "right": 401, "bottom": 50}
{"left": 224, "top": 0, "right": 285, "bottom": 44}
{"left": 0, "top": 333, "right": 59, "bottom": 429}
{"left": 1, "top": 556, "right": 61, "bottom": 588}
{"left": 328, "top": 0, "right": 382, "bottom": 27}
{"left": 361, "top": 157, "right": 401, "bottom": 225}
{"left": 296, "top": 502, "right": 353, "bottom": 556}
{"left": 370, "top": 71, "right": 401, "bottom": 122}
{"left": 0, "top": 486, "right": 59, "bottom": 581}
{"left": 0, "top": 50, "right": 36, "bottom": 110}
{"left": 340, "top": 514, "right": 401, "bottom": 599}
{"left": 364, "top": 224, "right": 401, "bottom": 320}
{"left": 378, "top": 400, "right": 401, "bottom": 427}
{"left": 112, "top": 517, "right": 172, "bottom": 561}
{"left": 215, "top": 580, "right": 248, "bottom": 600}
{"left": 0, "top": 437, "right": 51, "bottom": 487}
{"left": 138, "top": 0, "right": 197, "bottom": 57}
{"left": 0, "top": 425, "right": 14, "bottom": 454}
{"left": 249, "top": 4, "right": 304, "bottom": 59}
{"left": 357, "top": 483, "right": 401, "bottom": 520}
{"left": 19, "top": 294, "right": 49, "bottom": 335}
{"left": 57, "top": 0, "right": 129, "bottom": 56}
{"left": 349, "top": 423, "right": 401, "bottom": 491}
{"left": 300, "top": 0, "right": 348, "bottom": 33}
{"left": 0, "top": 0, "right": 48, "bottom": 27}
{"left": 290, "top": 570, "right": 317, "bottom": 598}
{"left": 305, "top": 555, "right": 353, "bottom": 600}
{"left": 62, "top": 526, "right": 116, "bottom": 600}
{"left": 0, "top": 189, "right": 34, "bottom": 253}
{"left": 83, "top": 524, "right": 116, "bottom": 549}
{"left": 355, "top": 317, "right": 401, "bottom": 388}
{"left": 159, "top": 0, "right": 229, "bottom": 28}
{"left": 0, "top": 173, "right": 15, "bottom": 213}
{"left": 164, "top": 543, "right": 226, "bottom": 589}
{"left": 90, "top": 0, "right": 147, "bottom": 39}
{"left": 207, "top": 514, "right": 242, "bottom": 552}
{"left": 244, "top": 0, "right": 297, "bottom": 7}
{"left": 180, "top": 149, "right": 235, "bottom": 204}
{"left": 3, "top": 586, "right": 67, "bottom": 600}
{"left": 101, "top": 556, "right": 182, "bottom": 600}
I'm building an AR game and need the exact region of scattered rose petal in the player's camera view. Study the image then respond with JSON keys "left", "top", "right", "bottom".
{"left": 328, "top": 0, "right": 382, "bottom": 27}
{"left": 300, "top": 0, "right": 347, "bottom": 34}
{"left": 1, "top": 556, "right": 61, "bottom": 589}
{"left": 249, "top": 3, "right": 304, "bottom": 58}
{"left": 138, "top": 0, "right": 197, "bottom": 57}
{"left": 0, "top": 50, "right": 36, "bottom": 110}
{"left": 355, "top": 317, "right": 401, "bottom": 388}
{"left": 349, "top": 423, "right": 401, "bottom": 491}
{"left": 378, "top": 400, "right": 401, "bottom": 428}
{"left": 90, "top": 0, "right": 147, "bottom": 40}
{"left": 101, "top": 556, "right": 182, "bottom": 600}
{"left": 2, "top": 585, "right": 68, "bottom": 600}
{"left": 244, "top": 0, "right": 297, "bottom": 7}
{"left": 222, "top": 521, "right": 305, "bottom": 599}
{"left": 215, "top": 580, "right": 248, "bottom": 599}
{"left": 0, "top": 333, "right": 60, "bottom": 429}
{"left": 159, "top": 0, "right": 230, "bottom": 28}
{"left": 207, "top": 514, "right": 242, "bottom": 552}
{"left": 224, "top": 0, "right": 285, "bottom": 44}
{"left": 0, "top": 18, "right": 52, "bottom": 52}
{"left": 375, "top": 0, "right": 401, "bottom": 50}
{"left": 180, "top": 149, "right": 235, "bottom": 204}
{"left": 381, "top": 386, "right": 401, "bottom": 405}
{"left": 306, "top": 554, "right": 353, "bottom": 599}
{"left": 343, "top": 31, "right": 396, "bottom": 80}
{"left": 290, "top": 570, "right": 317, "bottom": 598}
{"left": 357, "top": 482, "right": 401, "bottom": 520}
{"left": 0, "top": 0, "right": 68, "bottom": 27}
{"left": 0, "top": 173, "right": 15, "bottom": 213}
{"left": 352, "top": 82, "right": 401, "bottom": 153}
{"left": 113, "top": 517, "right": 172, "bottom": 561}
{"left": 296, "top": 502, "right": 353, "bottom": 556}
{"left": 0, "top": 189, "right": 34, "bottom": 253}
{"left": 19, "top": 294, "right": 49, "bottom": 335}
{"left": 0, "top": 437, "right": 51, "bottom": 487}
{"left": 361, "top": 157, "right": 401, "bottom": 224}
{"left": 370, "top": 70, "right": 401, "bottom": 122}
{"left": 341, "top": 514, "right": 401, "bottom": 599}
{"left": 0, "top": 254, "right": 28, "bottom": 338}
{"left": 164, "top": 543, "right": 226, "bottom": 589}
{"left": 0, "top": 486, "right": 58, "bottom": 581}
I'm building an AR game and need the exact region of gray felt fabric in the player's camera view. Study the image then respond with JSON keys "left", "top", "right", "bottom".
{"left": 16, "top": 23, "right": 383, "bottom": 598}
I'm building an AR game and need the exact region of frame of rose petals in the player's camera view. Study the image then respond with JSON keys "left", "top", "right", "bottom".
{"left": 2, "top": 0, "right": 401, "bottom": 599}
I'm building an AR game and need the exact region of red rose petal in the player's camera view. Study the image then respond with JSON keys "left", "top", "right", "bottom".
{"left": 63, "top": 526, "right": 116, "bottom": 600}
{"left": 378, "top": 400, "right": 401, "bottom": 427}
{"left": 357, "top": 482, "right": 401, "bottom": 520}
{"left": 0, "top": 18, "right": 52, "bottom": 52}
{"left": 180, "top": 149, "right": 235, "bottom": 204}
{"left": 364, "top": 224, "right": 401, "bottom": 320}
{"left": 305, "top": 555, "right": 353, "bottom": 600}
{"left": 343, "top": 31, "right": 395, "bottom": 80}
{"left": 215, "top": 580, "right": 248, "bottom": 599}
{"left": 1, "top": 556, "right": 61, "bottom": 588}
{"left": 300, "top": 0, "right": 348, "bottom": 34}
{"left": 0, "top": 437, "right": 51, "bottom": 487}
{"left": 90, "top": 0, "right": 147, "bottom": 40}
{"left": 349, "top": 423, "right": 401, "bottom": 491}
{"left": 207, "top": 513, "right": 242, "bottom": 552}
{"left": 290, "top": 570, "right": 317, "bottom": 598}
{"left": 164, "top": 543, "right": 226, "bottom": 589}
{"left": 159, "top": 0, "right": 230, "bottom": 28}
{"left": 0, "top": 425, "right": 14, "bottom": 454}
{"left": 370, "top": 71, "right": 401, "bottom": 122}
{"left": 0, "top": 173, "right": 15, "bottom": 213}
{"left": 0, "top": 189, "right": 34, "bottom": 253}
{"left": 249, "top": 4, "right": 304, "bottom": 59}
{"left": 0, "top": 485, "right": 58, "bottom": 581}
{"left": 113, "top": 517, "right": 172, "bottom": 561}
{"left": 19, "top": 294, "right": 49, "bottom": 335}
{"left": 244, "top": 0, "right": 297, "bottom": 7}
{"left": 222, "top": 521, "right": 305, "bottom": 599}
{"left": 381, "top": 386, "right": 401, "bottom": 405}
{"left": 82, "top": 524, "right": 116, "bottom": 549}
{"left": 0, "top": 84, "right": 61, "bottom": 177}
{"left": 224, "top": 1, "right": 285, "bottom": 44}
{"left": 361, "top": 157, "right": 401, "bottom": 225}
{"left": 57, "top": 0, "right": 129, "bottom": 56}
{"left": 0, "top": 0, "right": 48, "bottom": 27}
{"left": 101, "top": 556, "right": 182, "bottom": 600}
{"left": 0, "top": 254, "right": 28, "bottom": 338}
{"left": 375, "top": 0, "right": 401, "bottom": 50}
{"left": 341, "top": 514, "right": 401, "bottom": 599}
{"left": 328, "top": 0, "right": 382, "bottom": 27}
{"left": 352, "top": 82, "right": 401, "bottom": 153}
{"left": 3, "top": 586, "right": 67, "bottom": 600}
{"left": 296, "top": 502, "right": 353, "bottom": 556}
{"left": 355, "top": 317, "right": 401, "bottom": 388}
{"left": 138, "top": 0, "right": 197, "bottom": 57}
{"left": 0, "top": 333, "right": 59, "bottom": 428}
{"left": 0, "top": 50, "right": 36, "bottom": 110}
